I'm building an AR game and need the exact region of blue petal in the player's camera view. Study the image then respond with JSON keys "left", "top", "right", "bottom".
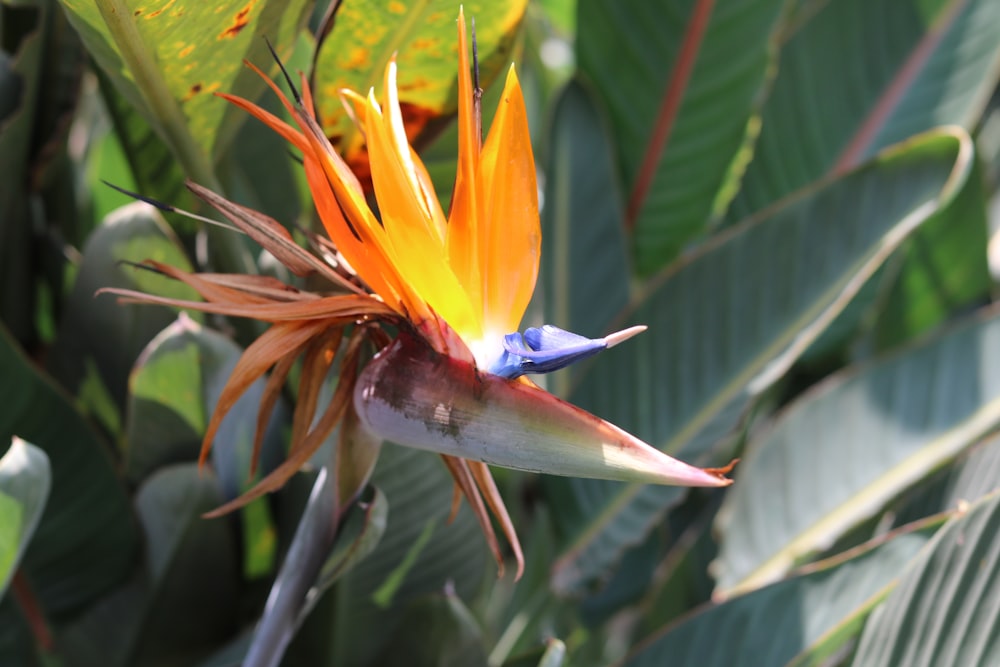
{"left": 489, "top": 325, "right": 612, "bottom": 379}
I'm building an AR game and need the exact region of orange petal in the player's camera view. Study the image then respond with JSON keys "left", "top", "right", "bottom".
{"left": 200, "top": 320, "right": 328, "bottom": 466}
{"left": 478, "top": 65, "right": 540, "bottom": 335}
{"left": 446, "top": 8, "right": 483, "bottom": 318}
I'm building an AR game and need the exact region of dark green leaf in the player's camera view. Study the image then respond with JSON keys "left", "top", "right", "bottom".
{"left": 0, "top": 322, "right": 136, "bottom": 616}
{"left": 728, "top": 0, "right": 1000, "bottom": 222}
{"left": 577, "top": 0, "right": 788, "bottom": 273}
{"left": 47, "top": 202, "right": 198, "bottom": 430}
{"left": 539, "top": 78, "right": 630, "bottom": 398}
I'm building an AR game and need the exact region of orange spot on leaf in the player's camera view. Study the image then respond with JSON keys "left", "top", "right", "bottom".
{"left": 219, "top": 1, "right": 255, "bottom": 39}
{"left": 388, "top": 1, "right": 406, "bottom": 13}
{"left": 410, "top": 37, "right": 438, "bottom": 51}
{"left": 179, "top": 44, "right": 195, "bottom": 58}
{"left": 182, "top": 82, "right": 203, "bottom": 102}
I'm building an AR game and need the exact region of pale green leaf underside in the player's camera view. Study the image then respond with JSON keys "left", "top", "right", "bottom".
{"left": 716, "top": 305, "right": 1000, "bottom": 595}
{"left": 851, "top": 490, "right": 1000, "bottom": 666}
{"left": 0, "top": 439, "right": 50, "bottom": 599}
{"left": 625, "top": 521, "right": 939, "bottom": 667}
{"left": 550, "top": 128, "right": 972, "bottom": 594}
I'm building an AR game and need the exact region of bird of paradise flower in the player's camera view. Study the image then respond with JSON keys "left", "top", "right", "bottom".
{"left": 102, "top": 10, "right": 733, "bottom": 579}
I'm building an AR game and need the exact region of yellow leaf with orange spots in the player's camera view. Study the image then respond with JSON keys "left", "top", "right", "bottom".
{"left": 58, "top": 0, "right": 311, "bottom": 162}
{"left": 311, "top": 0, "right": 527, "bottom": 175}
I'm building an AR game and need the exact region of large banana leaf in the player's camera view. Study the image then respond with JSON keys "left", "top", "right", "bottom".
{"left": 539, "top": 78, "right": 630, "bottom": 399}
{"left": 577, "top": 0, "right": 789, "bottom": 273}
{"left": 715, "top": 305, "right": 1000, "bottom": 595}
{"left": 728, "top": 0, "right": 1000, "bottom": 220}
{"left": 851, "top": 490, "right": 1000, "bottom": 666}
{"left": 57, "top": 0, "right": 311, "bottom": 176}
{"left": 548, "top": 128, "right": 973, "bottom": 595}
{"left": 0, "top": 323, "right": 136, "bottom": 615}
{"left": 623, "top": 517, "right": 942, "bottom": 667}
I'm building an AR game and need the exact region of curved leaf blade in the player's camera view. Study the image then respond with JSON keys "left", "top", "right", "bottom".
{"left": 57, "top": 0, "right": 311, "bottom": 164}
{"left": 716, "top": 305, "right": 1000, "bottom": 595}
{"left": 624, "top": 519, "right": 941, "bottom": 667}
{"left": 47, "top": 202, "right": 199, "bottom": 427}
{"left": 539, "top": 78, "right": 630, "bottom": 398}
{"left": 851, "top": 490, "right": 1000, "bottom": 666}
{"left": 0, "top": 322, "right": 136, "bottom": 615}
{"left": 550, "top": 128, "right": 973, "bottom": 594}
{"left": 126, "top": 313, "right": 287, "bottom": 495}
{"left": 577, "top": 0, "right": 789, "bottom": 273}
{"left": 0, "top": 438, "right": 50, "bottom": 599}
{"left": 728, "top": 0, "right": 1000, "bottom": 221}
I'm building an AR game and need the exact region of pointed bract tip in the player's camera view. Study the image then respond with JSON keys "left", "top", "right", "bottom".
{"left": 604, "top": 325, "right": 647, "bottom": 348}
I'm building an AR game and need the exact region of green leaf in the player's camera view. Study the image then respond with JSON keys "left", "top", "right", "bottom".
{"left": 125, "top": 313, "right": 287, "bottom": 493}
{"left": 57, "top": 0, "right": 311, "bottom": 172}
{"left": 577, "top": 0, "right": 788, "bottom": 273}
{"left": 715, "top": 305, "right": 1000, "bottom": 596}
{"left": 311, "top": 0, "right": 527, "bottom": 167}
{"left": 891, "top": 431, "right": 1000, "bottom": 527}
{"left": 0, "top": 438, "right": 50, "bottom": 599}
{"left": 623, "top": 518, "right": 941, "bottom": 667}
{"left": 93, "top": 67, "right": 192, "bottom": 225}
{"left": 0, "top": 597, "right": 42, "bottom": 667}
{"left": 549, "top": 128, "right": 974, "bottom": 595}
{"left": 46, "top": 202, "right": 199, "bottom": 427}
{"left": 373, "top": 591, "right": 487, "bottom": 667}
{"left": 502, "top": 639, "right": 567, "bottom": 667}
{"left": 291, "top": 443, "right": 488, "bottom": 666}
{"left": 57, "top": 464, "right": 242, "bottom": 667}
{"left": 132, "top": 465, "right": 241, "bottom": 663}
{"left": 0, "top": 322, "right": 136, "bottom": 616}
{"left": 0, "top": 1, "right": 45, "bottom": 345}
{"left": 539, "top": 78, "right": 630, "bottom": 398}
{"left": 871, "top": 156, "right": 991, "bottom": 350}
{"left": 728, "top": 0, "right": 1000, "bottom": 222}
{"left": 851, "top": 490, "right": 1000, "bottom": 666}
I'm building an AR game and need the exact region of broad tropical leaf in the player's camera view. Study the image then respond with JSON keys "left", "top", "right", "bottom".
{"left": 549, "top": 128, "right": 973, "bottom": 594}
{"left": 851, "top": 490, "right": 1000, "bottom": 666}
{"left": 57, "top": 0, "right": 311, "bottom": 171}
{"left": 715, "top": 305, "right": 1000, "bottom": 595}
{"left": 728, "top": 0, "right": 1000, "bottom": 220}
{"left": 47, "top": 202, "right": 198, "bottom": 427}
{"left": 624, "top": 518, "right": 942, "bottom": 667}
{"left": 0, "top": 323, "right": 136, "bottom": 615}
{"left": 539, "top": 79, "right": 630, "bottom": 398}
{"left": 577, "top": 0, "right": 789, "bottom": 273}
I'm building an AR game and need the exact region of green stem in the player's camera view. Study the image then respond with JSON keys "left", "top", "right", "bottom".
{"left": 96, "top": 0, "right": 252, "bottom": 274}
